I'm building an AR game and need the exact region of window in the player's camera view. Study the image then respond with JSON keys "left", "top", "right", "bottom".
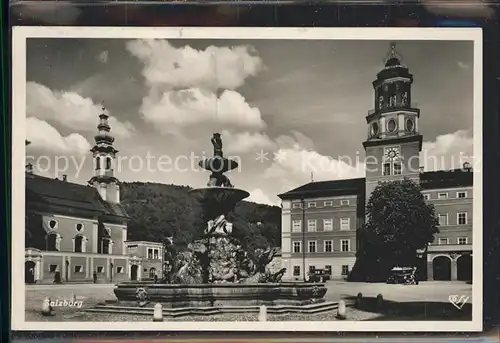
{"left": 393, "top": 162, "right": 402, "bottom": 175}
{"left": 458, "top": 212, "right": 468, "bottom": 225}
{"left": 293, "top": 241, "right": 301, "bottom": 253}
{"left": 341, "top": 265, "right": 350, "bottom": 276}
{"left": 46, "top": 233, "right": 59, "bottom": 251}
{"left": 340, "top": 200, "right": 350, "bottom": 206}
{"left": 324, "top": 240, "right": 333, "bottom": 252}
{"left": 457, "top": 191, "right": 467, "bottom": 198}
{"left": 153, "top": 249, "right": 159, "bottom": 259}
{"left": 308, "top": 241, "right": 317, "bottom": 253}
{"left": 97, "top": 266, "right": 104, "bottom": 273}
{"left": 438, "top": 238, "right": 449, "bottom": 245}
{"left": 423, "top": 194, "right": 430, "bottom": 200}
{"left": 341, "top": 239, "right": 350, "bottom": 252}
{"left": 292, "top": 220, "right": 302, "bottom": 232}
{"left": 74, "top": 266, "right": 83, "bottom": 273}
{"left": 76, "top": 223, "right": 84, "bottom": 232}
{"left": 293, "top": 266, "right": 301, "bottom": 276}
{"left": 308, "top": 202, "right": 316, "bottom": 208}
{"left": 74, "top": 235, "right": 84, "bottom": 252}
{"left": 307, "top": 219, "right": 317, "bottom": 232}
{"left": 438, "top": 192, "right": 448, "bottom": 199}
{"left": 458, "top": 237, "right": 468, "bottom": 245}
{"left": 292, "top": 203, "right": 302, "bottom": 209}
{"left": 101, "top": 238, "right": 111, "bottom": 254}
{"left": 49, "top": 265, "right": 58, "bottom": 273}
{"left": 325, "top": 265, "right": 332, "bottom": 275}
{"left": 324, "top": 201, "right": 333, "bottom": 207}
{"left": 148, "top": 248, "right": 153, "bottom": 259}
{"left": 323, "top": 219, "right": 333, "bottom": 231}
{"left": 340, "top": 218, "right": 350, "bottom": 231}
{"left": 308, "top": 266, "right": 316, "bottom": 274}
{"left": 116, "top": 267, "right": 123, "bottom": 273}
{"left": 383, "top": 163, "right": 391, "bottom": 176}
{"left": 48, "top": 219, "right": 57, "bottom": 229}
{"left": 438, "top": 214, "right": 448, "bottom": 226}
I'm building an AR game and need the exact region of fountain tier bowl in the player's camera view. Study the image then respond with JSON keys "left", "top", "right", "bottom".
{"left": 198, "top": 157, "right": 239, "bottom": 173}
{"left": 113, "top": 282, "right": 327, "bottom": 308}
{"left": 189, "top": 187, "right": 250, "bottom": 205}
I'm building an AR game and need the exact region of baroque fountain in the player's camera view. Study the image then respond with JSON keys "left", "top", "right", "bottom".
{"left": 109, "top": 133, "right": 328, "bottom": 312}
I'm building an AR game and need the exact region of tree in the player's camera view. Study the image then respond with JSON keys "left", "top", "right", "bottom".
{"left": 349, "top": 179, "right": 439, "bottom": 282}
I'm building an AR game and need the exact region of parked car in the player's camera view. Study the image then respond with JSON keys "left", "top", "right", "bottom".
{"left": 308, "top": 269, "right": 331, "bottom": 282}
{"left": 386, "top": 266, "right": 419, "bottom": 285}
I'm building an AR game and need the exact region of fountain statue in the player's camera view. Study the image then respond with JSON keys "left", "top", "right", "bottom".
{"left": 111, "top": 133, "right": 327, "bottom": 309}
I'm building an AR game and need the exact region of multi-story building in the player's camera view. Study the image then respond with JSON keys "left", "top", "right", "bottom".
{"left": 24, "top": 110, "right": 162, "bottom": 283}
{"left": 125, "top": 241, "right": 163, "bottom": 281}
{"left": 278, "top": 44, "right": 473, "bottom": 282}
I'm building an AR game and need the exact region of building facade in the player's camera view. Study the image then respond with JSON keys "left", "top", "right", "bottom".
{"left": 125, "top": 241, "right": 163, "bottom": 281}
{"left": 278, "top": 44, "right": 473, "bottom": 282}
{"left": 24, "top": 110, "right": 162, "bottom": 284}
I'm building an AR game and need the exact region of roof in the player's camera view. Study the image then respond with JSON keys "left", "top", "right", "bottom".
{"left": 26, "top": 173, "right": 129, "bottom": 220}
{"left": 278, "top": 177, "right": 366, "bottom": 199}
{"left": 278, "top": 169, "right": 473, "bottom": 200}
{"left": 420, "top": 169, "right": 473, "bottom": 189}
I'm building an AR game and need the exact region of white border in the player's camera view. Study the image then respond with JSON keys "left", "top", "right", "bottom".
{"left": 12, "top": 26, "right": 483, "bottom": 332}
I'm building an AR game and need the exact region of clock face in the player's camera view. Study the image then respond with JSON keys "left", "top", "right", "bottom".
{"left": 387, "top": 118, "right": 397, "bottom": 133}
{"left": 370, "top": 122, "right": 379, "bottom": 136}
{"left": 406, "top": 118, "right": 415, "bottom": 132}
{"left": 385, "top": 146, "right": 400, "bottom": 160}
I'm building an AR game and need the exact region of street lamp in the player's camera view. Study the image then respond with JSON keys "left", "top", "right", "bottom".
{"left": 301, "top": 198, "right": 306, "bottom": 282}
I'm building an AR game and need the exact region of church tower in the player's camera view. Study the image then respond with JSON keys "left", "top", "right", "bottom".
{"left": 363, "top": 43, "right": 423, "bottom": 202}
{"left": 89, "top": 108, "right": 120, "bottom": 204}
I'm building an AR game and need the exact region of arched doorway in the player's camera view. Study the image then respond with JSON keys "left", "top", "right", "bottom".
{"left": 131, "top": 265, "right": 138, "bottom": 281}
{"left": 25, "top": 261, "right": 35, "bottom": 284}
{"left": 149, "top": 267, "right": 157, "bottom": 279}
{"left": 433, "top": 256, "right": 451, "bottom": 280}
{"left": 457, "top": 254, "right": 472, "bottom": 281}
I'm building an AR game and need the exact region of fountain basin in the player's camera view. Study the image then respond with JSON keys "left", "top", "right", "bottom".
{"left": 113, "top": 282, "right": 327, "bottom": 308}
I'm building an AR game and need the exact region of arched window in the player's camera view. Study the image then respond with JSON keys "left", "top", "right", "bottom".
{"left": 96, "top": 156, "right": 102, "bottom": 170}
{"left": 106, "top": 157, "right": 112, "bottom": 169}
{"left": 74, "top": 235, "right": 85, "bottom": 253}
{"left": 47, "top": 233, "right": 58, "bottom": 251}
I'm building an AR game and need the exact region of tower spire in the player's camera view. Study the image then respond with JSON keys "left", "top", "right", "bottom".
{"left": 384, "top": 42, "right": 403, "bottom": 68}
{"left": 89, "top": 107, "right": 120, "bottom": 203}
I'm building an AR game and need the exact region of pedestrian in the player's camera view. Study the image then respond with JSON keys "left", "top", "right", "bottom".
{"left": 93, "top": 271, "right": 97, "bottom": 284}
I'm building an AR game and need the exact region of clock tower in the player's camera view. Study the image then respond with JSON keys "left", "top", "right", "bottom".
{"left": 362, "top": 43, "right": 423, "bottom": 202}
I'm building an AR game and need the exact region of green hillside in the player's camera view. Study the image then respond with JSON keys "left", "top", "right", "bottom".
{"left": 121, "top": 182, "right": 282, "bottom": 251}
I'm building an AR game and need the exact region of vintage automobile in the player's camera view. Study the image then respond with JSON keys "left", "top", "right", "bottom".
{"left": 386, "top": 266, "right": 419, "bottom": 285}
{"left": 308, "top": 269, "right": 331, "bottom": 282}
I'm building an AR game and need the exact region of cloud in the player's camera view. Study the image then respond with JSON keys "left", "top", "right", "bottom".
{"left": 260, "top": 131, "right": 365, "bottom": 193}
{"left": 126, "top": 39, "right": 263, "bottom": 91}
{"left": 126, "top": 39, "right": 266, "bottom": 131}
{"left": 26, "top": 81, "right": 136, "bottom": 138}
{"left": 98, "top": 51, "right": 109, "bottom": 64}
{"left": 141, "top": 88, "right": 265, "bottom": 131}
{"left": 247, "top": 188, "right": 279, "bottom": 206}
{"left": 422, "top": 129, "right": 474, "bottom": 171}
{"left": 27, "top": 117, "right": 91, "bottom": 155}
{"left": 221, "top": 131, "right": 275, "bottom": 154}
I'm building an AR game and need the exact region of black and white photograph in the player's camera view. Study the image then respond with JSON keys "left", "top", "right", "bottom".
{"left": 12, "top": 27, "right": 482, "bottom": 331}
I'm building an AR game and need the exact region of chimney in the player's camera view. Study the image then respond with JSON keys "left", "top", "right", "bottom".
{"left": 62, "top": 174, "right": 67, "bottom": 182}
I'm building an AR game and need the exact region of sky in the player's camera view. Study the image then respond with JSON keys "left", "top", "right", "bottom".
{"left": 24, "top": 38, "right": 474, "bottom": 206}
